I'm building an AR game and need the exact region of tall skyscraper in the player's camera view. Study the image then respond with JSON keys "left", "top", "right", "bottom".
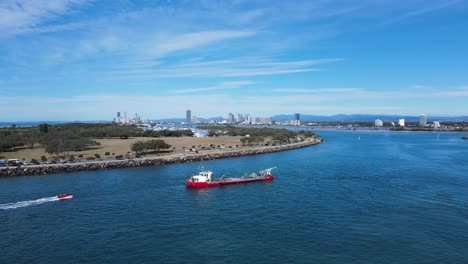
{"left": 419, "top": 114, "right": 427, "bottom": 127}
{"left": 117, "top": 112, "right": 121, "bottom": 118}
{"left": 228, "top": 113, "right": 234, "bottom": 123}
{"left": 186, "top": 110, "right": 191, "bottom": 123}
{"left": 295, "top": 113, "right": 300, "bottom": 121}
{"left": 237, "top": 113, "right": 243, "bottom": 123}
{"left": 290, "top": 113, "right": 301, "bottom": 125}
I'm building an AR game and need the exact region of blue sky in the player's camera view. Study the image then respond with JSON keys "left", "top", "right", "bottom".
{"left": 0, "top": 0, "right": 467, "bottom": 121}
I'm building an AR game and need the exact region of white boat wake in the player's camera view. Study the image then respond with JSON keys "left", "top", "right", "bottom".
{"left": 0, "top": 196, "right": 60, "bottom": 210}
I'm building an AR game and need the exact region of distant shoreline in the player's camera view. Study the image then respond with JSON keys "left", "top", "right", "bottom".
{"left": 0, "top": 138, "right": 322, "bottom": 177}
{"left": 306, "top": 128, "right": 468, "bottom": 133}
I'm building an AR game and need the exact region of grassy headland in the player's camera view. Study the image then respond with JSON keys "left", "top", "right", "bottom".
{"left": 0, "top": 123, "right": 320, "bottom": 163}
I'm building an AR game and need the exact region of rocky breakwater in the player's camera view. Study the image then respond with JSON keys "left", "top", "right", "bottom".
{"left": 0, "top": 138, "right": 323, "bottom": 177}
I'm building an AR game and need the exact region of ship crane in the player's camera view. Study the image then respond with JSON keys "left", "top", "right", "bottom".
{"left": 259, "top": 167, "right": 277, "bottom": 176}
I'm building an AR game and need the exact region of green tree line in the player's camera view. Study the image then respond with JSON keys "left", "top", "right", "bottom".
{"left": 201, "top": 126, "right": 319, "bottom": 146}
{"left": 0, "top": 123, "right": 192, "bottom": 156}
{"left": 131, "top": 139, "right": 172, "bottom": 154}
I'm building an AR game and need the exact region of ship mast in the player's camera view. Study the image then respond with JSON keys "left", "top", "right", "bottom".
{"left": 260, "top": 167, "right": 277, "bottom": 176}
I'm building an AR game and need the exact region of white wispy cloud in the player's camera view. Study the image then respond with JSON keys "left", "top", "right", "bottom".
{"left": 382, "top": 0, "right": 463, "bottom": 25}
{"left": 272, "top": 88, "right": 362, "bottom": 93}
{"left": 272, "top": 85, "right": 468, "bottom": 100}
{"left": 150, "top": 30, "right": 258, "bottom": 58}
{"left": 0, "top": 0, "right": 89, "bottom": 35}
{"left": 170, "top": 80, "right": 256, "bottom": 94}
{"left": 109, "top": 57, "right": 338, "bottom": 79}
{"left": 434, "top": 86, "right": 468, "bottom": 96}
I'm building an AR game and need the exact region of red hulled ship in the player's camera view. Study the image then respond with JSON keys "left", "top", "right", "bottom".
{"left": 186, "top": 167, "right": 276, "bottom": 188}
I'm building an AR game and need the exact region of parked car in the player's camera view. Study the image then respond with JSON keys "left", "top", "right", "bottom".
{"left": 0, "top": 160, "right": 6, "bottom": 167}
{"left": 8, "top": 159, "right": 22, "bottom": 166}
{"left": 30, "top": 159, "right": 40, "bottom": 165}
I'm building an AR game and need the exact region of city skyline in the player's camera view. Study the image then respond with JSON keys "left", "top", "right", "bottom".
{"left": 1, "top": 1, "right": 468, "bottom": 121}
{"left": 105, "top": 110, "right": 463, "bottom": 124}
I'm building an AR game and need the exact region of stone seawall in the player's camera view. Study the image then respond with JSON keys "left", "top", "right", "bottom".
{"left": 0, "top": 139, "right": 322, "bottom": 177}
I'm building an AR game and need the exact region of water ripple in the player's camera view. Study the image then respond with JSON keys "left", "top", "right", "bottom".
{"left": 1, "top": 131, "right": 468, "bottom": 263}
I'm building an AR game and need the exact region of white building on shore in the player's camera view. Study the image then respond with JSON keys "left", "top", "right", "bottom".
{"left": 419, "top": 114, "right": 428, "bottom": 127}
{"left": 237, "top": 113, "right": 243, "bottom": 123}
{"left": 398, "top": 118, "right": 405, "bottom": 127}
{"left": 375, "top": 119, "right": 383, "bottom": 127}
{"left": 244, "top": 113, "right": 251, "bottom": 124}
{"left": 290, "top": 120, "right": 301, "bottom": 126}
{"left": 257, "top": 117, "right": 271, "bottom": 125}
{"left": 113, "top": 112, "right": 142, "bottom": 124}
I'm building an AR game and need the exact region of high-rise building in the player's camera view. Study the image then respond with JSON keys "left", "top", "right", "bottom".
{"left": 375, "top": 119, "right": 383, "bottom": 127}
{"left": 290, "top": 113, "right": 301, "bottom": 125}
{"left": 237, "top": 113, "right": 243, "bottom": 123}
{"left": 398, "top": 119, "right": 405, "bottom": 127}
{"left": 228, "top": 113, "right": 234, "bottom": 123}
{"left": 186, "top": 110, "right": 191, "bottom": 123}
{"left": 244, "top": 113, "right": 250, "bottom": 124}
{"left": 251, "top": 116, "right": 256, "bottom": 125}
{"left": 257, "top": 118, "right": 271, "bottom": 125}
{"left": 295, "top": 113, "right": 300, "bottom": 121}
{"left": 113, "top": 112, "right": 142, "bottom": 124}
{"left": 433, "top": 121, "right": 441, "bottom": 129}
{"left": 419, "top": 114, "right": 428, "bottom": 127}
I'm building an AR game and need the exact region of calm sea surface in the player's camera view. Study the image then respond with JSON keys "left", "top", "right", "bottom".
{"left": 1, "top": 131, "right": 467, "bottom": 263}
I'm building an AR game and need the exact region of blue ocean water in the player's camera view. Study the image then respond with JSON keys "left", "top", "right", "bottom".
{"left": 1, "top": 131, "right": 467, "bottom": 263}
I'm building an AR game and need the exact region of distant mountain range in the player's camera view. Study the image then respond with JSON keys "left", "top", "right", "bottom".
{"left": 270, "top": 114, "right": 468, "bottom": 122}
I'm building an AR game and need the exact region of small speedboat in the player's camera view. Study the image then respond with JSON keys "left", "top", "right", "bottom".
{"left": 57, "top": 193, "right": 73, "bottom": 200}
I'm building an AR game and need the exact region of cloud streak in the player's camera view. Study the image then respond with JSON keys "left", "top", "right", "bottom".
{"left": 382, "top": 0, "right": 463, "bottom": 25}
{"left": 109, "top": 57, "right": 338, "bottom": 80}
{"left": 0, "top": 0, "right": 89, "bottom": 36}
{"left": 170, "top": 81, "right": 256, "bottom": 94}
{"left": 272, "top": 88, "right": 361, "bottom": 93}
{"left": 151, "top": 30, "right": 258, "bottom": 58}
